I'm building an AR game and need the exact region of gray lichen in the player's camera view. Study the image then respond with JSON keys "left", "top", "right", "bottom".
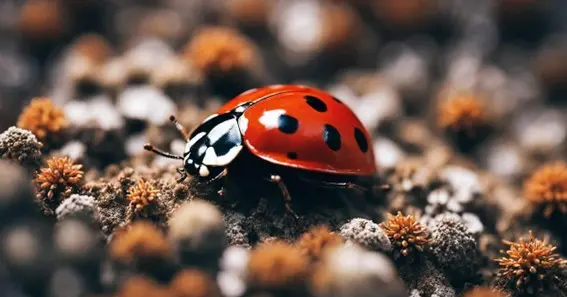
{"left": 168, "top": 199, "right": 227, "bottom": 272}
{"left": 339, "top": 218, "right": 392, "bottom": 252}
{"left": 0, "top": 126, "right": 43, "bottom": 169}
{"left": 311, "top": 244, "right": 407, "bottom": 297}
{"left": 429, "top": 214, "right": 481, "bottom": 283}
{"left": 400, "top": 260, "right": 455, "bottom": 297}
{"left": 55, "top": 194, "right": 97, "bottom": 221}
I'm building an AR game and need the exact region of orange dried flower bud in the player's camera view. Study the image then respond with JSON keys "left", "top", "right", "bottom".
{"left": 17, "top": 98, "right": 67, "bottom": 142}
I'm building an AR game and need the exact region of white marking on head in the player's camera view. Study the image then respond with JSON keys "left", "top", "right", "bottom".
{"left": 238, "top": 115, "right": 248, "bottom": 134}
{"left": 214, "top": 145, "right": 243, "bottom": 166}
{"left": 235, "top": 105, "right": 246, "bottom": 113}
{"left": 199, "top": 165, "right": 210, "bottom": 177}
{"left": 208, "top": 119, "right": 238, "bottom": 144}
{"left": 202, "top": 147, "right": 218, "bottom": 166}
{"left": 187, "top": 158, "right": 193, "bottom": 165}
{"left": 258, "top": 109, "right": 286, "bottom": 130}
{"left": 186, "top": 132, "right": 206, "bottom": 153}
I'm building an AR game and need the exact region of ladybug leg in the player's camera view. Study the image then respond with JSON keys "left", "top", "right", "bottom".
{"left": 204, "top": 168, "right": 228, "bottom": 185}
{"left": 269, "top": 175, "right": 299, "bottom": 219}
{"left": 217, "top": 187, "right": 225, "bottom": 197}
{"left": 176, "top": 168, "right": 188, "bottom": 183}
{"left": 299, "top": 176, "right": 368, "bottom": 193}
{"left": 204, "top": 169, "right": 227, "bottom": 197}
{"left": 373, "top": 183, "right": 391, "bottom": 193}
{"left": 169, "top": 115, "right": 190, "bottom": 140}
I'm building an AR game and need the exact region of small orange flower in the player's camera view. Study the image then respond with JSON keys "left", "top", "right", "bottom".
{"left": 463, "top": 286, "right": 508, "bottom": 297}
{"left": 523, "top": 161, "right": 567, "bottom": 217}
{"left": 170, "top": 269, "right": 221, "bottom": 297}
{"left": 17, "top": 98, "right": 67, "bottom": 142}
{"left": 247, "top": 241, "right": 309, "bottom": 289}
{"left": 296, "top": 225, "right": 344, "bottom": 262}
{"left": 18, "top": 0, "right": 64, "bottom": 40}
{"left": 71, "top": 33, "right": 111, "bottom": 64}
{"left": 115, "top": 275, "right": 171, "bottom": 297}
{"left": 438, "top": 93, "right": 487, "bottom": 136}
{"left": 320, "top": 4, "right": 360, "bottom": 50}
{"left": 380, "top": 211, "right": 429, "bottom": 257}
{"left": 183, "top": 26, "right": 255, "bottom": 75}
{"left": 127, "top": 179, "right": 159, "bottom": 213}
{"left": 110, "top": 221, "right": 172, "bottom": 264}
{"left": 373, "top": 0, "right": 435, "bottom": 28}
{"left": 34, "top": 156, "right": 83, "bottom": 200}
{"left": 228, "top": 0, "right": 272, "bottom": 27}
{"left": 495, "top": 231, "right": 567, "bottom": 293}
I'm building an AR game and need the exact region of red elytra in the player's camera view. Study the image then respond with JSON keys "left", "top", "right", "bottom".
{"left": 218, "top": 84, "right": 377, "bottom": 176}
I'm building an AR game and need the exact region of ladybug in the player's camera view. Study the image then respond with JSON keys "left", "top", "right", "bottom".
{"left": 144, "top": 84, "right": 377, "bottom": 216}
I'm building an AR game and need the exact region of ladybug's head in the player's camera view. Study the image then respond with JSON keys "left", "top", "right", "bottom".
{"left": 182, "top": 113, "right": 243, "bottom": 179}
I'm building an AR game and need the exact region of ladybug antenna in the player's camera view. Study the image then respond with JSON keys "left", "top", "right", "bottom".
{"left": 169, "top": 115, "right": 190, "bottom": 140}
{"left": 143, "top": 143, "right": 183, "bottom": 160}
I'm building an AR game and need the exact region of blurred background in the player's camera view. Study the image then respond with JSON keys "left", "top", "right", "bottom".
{"left": 2, "top": 2, "right": 567, "bottom": 297}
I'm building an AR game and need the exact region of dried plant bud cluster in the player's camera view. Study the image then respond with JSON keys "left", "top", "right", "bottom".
{"left": 115, "top": 276, "right": 171, "bottom": 297}
{"left": 66, "top": 33, "right": 113, "bottom": 89}
{"left": 227, "top": 0, "right": 273, "bottom": 27}
{"left": 110, "top": 221, "right": 172, "bottom": 264}
{"left": 438, "top": 93, "right": 487, "bottom": 135}
{"left": 34, "top": 156, "right": 83, "bottom": 200}
{"left": 17, "top": 98, "right": 67, "bottom": 142}
{"left": 71, "top": 33, "right": 112, "bottom": 64}
{"left": 523, "top": 161, "right": 567, "bottom": 217}
{"left": 0, "top": 127, "right": 43, "bottom": 168}
{"left": 296, "top": 225, "right": 344, "bottom": 262}
{"left": 126, "top": 179, "right": 159, "bottom": 214}
{"left": 380, "top": 211, "right": 429, "bottom": 257}
{"left": 116, "top": 269, "right": 220, "bottom": 297}
{"left": 247, "top": 241, "right": 310, "bottom": 290}
{"left": 183, "top": 26, "right": 256, "bottom": 75}
{"left": 495, "top": 231, "right": 567, "bottom": 294}
{"left": 463, "top": 286, "right": 508, "bottom": 297}
{"left": 371, "top": 0, "right": 435, "bottom": 29}
{"left": 169, "top": 269, "right": 221, "bottom": 297}
{"left": 18, "top": 0, "right": 65, "bottom": 41}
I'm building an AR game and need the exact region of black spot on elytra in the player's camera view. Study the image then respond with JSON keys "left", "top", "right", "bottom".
{"left": 287, "top": 152, "right": 298, "bottom": 159}
{"left": 354, "top": 128, "right": 368, "bottom": 153}
{"left": 332, "top": 96, "right": 344, "bottom": 104}
{"left": 278, "top": 114, "right": 299, "bottom": 134}
{"left": 305, "top": 95, "right": 327, "bottom": 112}
{"left": 323, "top": 124, "right": 341, "bottom": 151}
